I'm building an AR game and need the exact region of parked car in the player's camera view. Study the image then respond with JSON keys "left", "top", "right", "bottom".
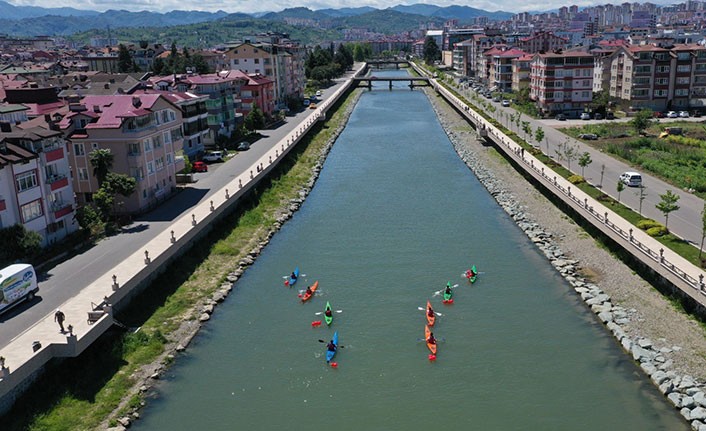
{"left": 203, "top": 151, "right": 225, "bottom": 162}
{"left": 236, "top": 141, "right": 250, "bottom": 151}
{"left": 594, "top": 113, "right": 603, "bottom": 120}
{"left": 556, "top": 113, "right": 567, "bottom": 121}
{"left": 653, "top": 111, "right": 664, "bottom": 118}
{"left": 316, "top": 90, "right": 322, "bottom": 97}
{"left": 578, "top": 133, "right": 598, "bottom": 140}
{"left": 679, "top": 111, "right": 690, "bottom": 118}
{"left": 492, "top": 96, "right": 501, "bottom": 102}
{"left": 310, "top": 103, "right": 318, "bottom": 109}
{"left": 620, "top": 171, "right": 643, "bottom": 187}
{"left": 192, "top": 161, "right": 208, "bottom": 172}
{"left": 303, "top": 99, "right": 310, "bottom": 107}
{"left": 501, "top": 100, "right": 510, "bottom": 107}
{"left": 692, "top": 110, "right": 702, "bottom": 118}
{"left": 0, "top": 264, "right": 38, "bottom": 315}
{"left": 666, "top": 111, "right": 678, "bottom": 118}
{"left": 484, "top": 93, "right": 492, "bottom": 99}
{"left": 580, "top": 112, "right": 591, "bottom": 120}
{"left": 606, "top": 111, "right": 615, "bottom": 120}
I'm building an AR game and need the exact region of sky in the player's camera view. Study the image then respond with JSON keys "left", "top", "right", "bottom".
{"left": 7, "top": 0, "right": 678, "bottom": 14}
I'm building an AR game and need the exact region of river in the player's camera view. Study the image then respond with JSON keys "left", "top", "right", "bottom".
{"left": 131, "top": 70, "right": 687, "bottom": 430}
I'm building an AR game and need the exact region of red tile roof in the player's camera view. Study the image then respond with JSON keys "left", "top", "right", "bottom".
{"left": 79, "top": 94, "right": 161, "bottom": 129}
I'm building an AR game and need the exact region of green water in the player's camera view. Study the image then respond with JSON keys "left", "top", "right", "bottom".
{"left": 132, "top": 71, "right": 687, "bottom": 430}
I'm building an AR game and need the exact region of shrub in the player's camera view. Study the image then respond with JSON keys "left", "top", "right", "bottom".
{"left": 646, "top": 226, "right": 669, "bottom": 237}
{"left": 636, "top": 218, "right": 663, "bottom": 230}
{"left": 568, "top": 174, "right": 585, "bottom": 184}
{"left": 0, "top": 224, "right": 43, "bottom": 266}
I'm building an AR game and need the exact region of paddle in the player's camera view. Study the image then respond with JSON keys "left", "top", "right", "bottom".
{"left": 318, "top": 339, "right": 345, "bottom": 348}
{"left": 315, "top": 310, "right": 343, "bottom": 315}
{"left": 417, "top": 338, "right": 446, "bottom": 343}
{"left": 417, "top": 307, "right": 442, "bottom": 316}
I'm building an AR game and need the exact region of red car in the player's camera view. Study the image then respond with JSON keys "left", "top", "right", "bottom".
{"left": 653, "top": 111, "right": 664, "bottom": 118}
{"left": 192, "top": 161, "right": 208, "bottom": 172}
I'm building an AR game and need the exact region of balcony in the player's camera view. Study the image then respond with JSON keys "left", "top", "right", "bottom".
{"left": 0, "top": 197, "right": 5, "bottom": 211}
{"left": 46, "top": 174, "right": 69, "bottom": 191}
{"left": 51, "top": 201, "right": 73, "bottom": 219}
{"left": 45, "top": 147, "right": 64, "bottom": 162}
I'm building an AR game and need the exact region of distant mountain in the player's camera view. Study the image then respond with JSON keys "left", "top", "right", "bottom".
{"left": 0, "top": 0, "right": 98, "bottom": 20}
{"left": 316, "top": 6, "right": 377, "bottom": 17}
{"left": 340, "top": 10, "right": 446, "bottom": 35}
{"left": 390, "top": 4, "right": 443, "bottom": 17}
{"left": 248, "top": 11, "right": 272, "bottom": 18}
{"left": 261, "top": 7, "right": 333, "bottom": 21}
{"left": 0, "top": 9, "right": 230, "bottom": 36}
{"left": 430, "top": 5, "right": 512, "bottom": 21}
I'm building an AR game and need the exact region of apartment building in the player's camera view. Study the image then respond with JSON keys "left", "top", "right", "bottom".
{"left": 530, "top": 52, "right": 595, "bottom": 115}
{"left": 62, "top": 94, "right": 185, "bottom": 214}
{"left": 489, "top": 48, "right": 529, "bottom": 91}
{"left": 223, "top": 42, "right": 305, "bottom": 106}
{"left": 219, "top": 70, "right": 275, "bottom": 117}
{"left": 517, "top": 32, "right": 569, "bottom": 54}
{"left": 468, "top": 34, "right": 506, "bottom": 77}
{"left": 0, "top": 121, "right": 78, "bottom": 244}
{"left": 511, "top": 55, "right": 532, "bottom": 92}
{"left": 607, "top": 44, "right": 706, "bottom": 111}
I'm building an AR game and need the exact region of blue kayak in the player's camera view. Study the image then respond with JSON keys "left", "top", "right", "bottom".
{"left": 286, "top": 267, "right": 299, "bottom": 287}
{"left": 326, "top": 331, "right": 338, "bottom": 363}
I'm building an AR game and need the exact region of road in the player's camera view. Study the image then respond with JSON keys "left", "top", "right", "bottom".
{"left": 456, "top": 84, "right": 706, "bottom": 248}
{"left": 0, "top": 66, "right": 361, "bottom": 348}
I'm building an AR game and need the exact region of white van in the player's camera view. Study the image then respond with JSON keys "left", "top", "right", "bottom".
{"left": 620, "top": 171, "right": 643, "bottom": 187}
{"left": 0, "top": 264, "right": 38, "bottom": 314}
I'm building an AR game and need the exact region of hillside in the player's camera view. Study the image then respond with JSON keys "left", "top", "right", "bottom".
{"left": 339, "top": 10, "right": 446, "bottom": 34}
{"left": 430, "top": 5, "right": 512, "bottom": 21}
{"left": 261, "top": 7, "right": 333, "bottom": 21}
{"left": 68, "top": 18, "right": 341, "bottom": 47}
{"left": 0, "top": 0, "right": 98, "bottom": 20}
{"left": 316, "top": 6, "right": 376, "bottom": 17}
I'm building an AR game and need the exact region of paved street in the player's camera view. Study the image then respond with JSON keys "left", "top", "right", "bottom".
{"left": 0, "top": 66, "right": 361, "bottom": 348}
{"left": 457, "top": 85, "right": 706, "bottom": 248}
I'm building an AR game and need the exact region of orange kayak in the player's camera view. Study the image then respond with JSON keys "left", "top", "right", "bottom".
{"left": 301, "top": 281, "right": 319, "bottom": 302}
{"left": 425, "top": 325, "right": 437, "bottom": 354}
{"left": 426, "top": 301, "right": 435, "bottom": 326}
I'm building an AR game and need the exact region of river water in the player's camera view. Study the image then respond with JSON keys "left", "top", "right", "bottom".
{"left": 132, "top": 71, "right": 686, "bottom": 430}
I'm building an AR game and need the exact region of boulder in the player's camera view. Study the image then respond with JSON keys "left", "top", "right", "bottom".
{"left": 637, "top": 338, "right": 653, "bottom": 349}
{"left": 694, "top": 392, "right": 706, "bottom": 407}
{"left": 659, "top": 380, "right": 674, "bottom": 395}
{"left": 640, "top": 362, "right": 657, "bottom": 376}
{"left": 621, "top": 338, "right": 633, "bottom": 352}
{"left": 668, "top": 392, "right": 683, "bottom": 408}
{"left": 598, "top": 311, "right": 613, "bottom": 323}
{"left": 659, "top": 347, "right": 672, "bottom": 354}
{"left": 691, "top": 420, "right": 705, "bottom": 431}
{"left": 686, "top": 387, "right": 702, "bottom": 396}
{"left": 631, "top": 345, "right": 653, "bottom": 362}
{"left": 615, "top": 318, "right": 630, "bottom": 325}
{"left": 691, "top": 407, "right": 706, "bottom": 421}
{"left": 212, "top": 291, "right": 226, "bottom": 302}
{"left": 683, "top": 397, "right": 697, "bottom": 409}
{"left": 680, "top": 376, "right": 697, "bottom": 390}
{"left": 682, "top": 408, "right": 692, "bottom": 420}
{"left": 117, "top": 417, "right": 131, "bottom": 427}
{"left": 201, "top": 304, "right": 214, "bottom": 315}
{"left": 199, "top": 313, "right": 210, "bottom": 322}
{"left": 106, "top": 427, "right": 126, "bottom": 431}
{"left": 651, "top": 371, "right": 669, "bottom": 385}
{"left": 660, "top": 359, "right": 673, "bottom": 371}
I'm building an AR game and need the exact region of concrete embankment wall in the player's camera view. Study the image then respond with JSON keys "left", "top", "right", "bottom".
{"left": 0, "top": 64, "right": 367, "bottom": 416}
{"left": 410, "top": 62, "right": 706, "bottom": 313}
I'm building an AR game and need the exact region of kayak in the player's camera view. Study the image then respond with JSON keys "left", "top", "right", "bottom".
{"left": 443, "top": 283, "right": 452, "bottom": 302}
{"left": 324, "top": 301, "right": 333, "bottom": 325}
{"left": 466, "top": 265, "right": 477, "bottom": 284}
{"left": 326, "top": 331, "right": 338, "bottom": 362}
{"left": 425, "top": 301, "right": 435, "bottom": 326}
{"left": 286, "top": 267, "right": 299, "bottom": 287}
{"left": 425, "top": 325, "right": 437, "bottom": 355}
{"left": 302, "top": 281, "right": 319, "bottom": 302}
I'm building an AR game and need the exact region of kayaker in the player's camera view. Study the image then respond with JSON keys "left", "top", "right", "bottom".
{"left": 468, "top": 268, "right": 476, "bottom": 277}
{"left": 445, "top": 285, "right": 452, "bottom": 296}
{"left": 327, "top": 341, "right": 336, "bottom": 352}
{"left": 305, "top": 286, "right": 313, "bottom": 297}
{"left": 291, "top": 272, "right": 297, "bottom": 280}
{"left": 427, "top": 307, "right": 434, "bottom": 317}
{"left": 325, "top": 309, "right": 333, "bottom": 318}
{"left": 427, "top": 332, "right": 436, "bottom": 345}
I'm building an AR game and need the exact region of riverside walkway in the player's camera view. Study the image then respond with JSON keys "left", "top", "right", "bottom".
{"left": 0, "top": 63, "right": 367, "bottom": 414}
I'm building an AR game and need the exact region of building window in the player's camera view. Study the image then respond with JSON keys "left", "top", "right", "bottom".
{"left": 255, "top": 58, "right": 259, "bottom": 64}
{"left": 128, "top": 142, "right": 140, "bottom": 155}
{"left": 155, "top": 157, "right": 164, "bottom": 171}
{"left": 677, "top": 65, "right": 691, "bottom": 73}
{"left": 677, "top": 77, "right": 690, "bottom": 85}
{"left": 167, "top": 153, "right": 173, "bottom": 164}
{"left": 92, "top": 143, "right": 99, "bottom": 150}
{"left": 74, "top": 143, "right": 85, "bottom": 156}
{"left": 163, "top": 131, "right": 172, "bottom": 144}
{"left": 16, "top": 171, "right": 38, "bottom": 192}
{"left": 655, "top": 89, "right": 667, "bottom": 97}
{"left": 154, "top": 135, "right": 162, "bottom": 148}
{"left": 655, "top": 78, "right": 668, "bottom": 85}
{"left": 143, "top": 138, "right": 152, "bottom": 152}
{"left": 582, "top": 91, "right": 590, "bottom": 98}
{"left": 147, "top": 161, "right": 154, "bottom": 174}
{"left": 233, "top": 59, "right": 239, "bottom": 64}
{"left": 78, "top": 167, "right": 89, "bottom": 181}
{"left": 21, "top": 200, "right": 43, "bottom": 223}
{"left": 675, "top": 88, "right": 688, "bottom": 96}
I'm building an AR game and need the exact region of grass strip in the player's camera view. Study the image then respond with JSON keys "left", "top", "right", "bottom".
{"left": 2, "top": 88, "right": 361, "bottom": 431}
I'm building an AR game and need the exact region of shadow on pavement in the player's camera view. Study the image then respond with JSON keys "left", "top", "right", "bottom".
{"left": 0, "top": 296, "right": 43, "bottom": 323}
{"left": 136, "top": 187, "right": 209, "bottom": 223}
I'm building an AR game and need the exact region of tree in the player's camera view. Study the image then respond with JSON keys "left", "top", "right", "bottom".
{"left": 617, "top": 180, "right": 625, "bottom": 203}
{"left": 130, "top": 59, "right": 141, "bottom": 73}
{"left": 599, "top": 164, "right": 605, "bottom": 188}
{"left": 191, "top": 54, "right": 210, "bottom": 74}
{"left": 0, "top": 224, "right": 42, "bottom": 266}
{"left": 423, "top": 36, "right": 441, "bottom": 64}
{"left": 629, "top": 109, "right": 654, "bottom": 135}
{"left": 515, "top": 112, "right": 522, "bottom": 130}
{"left": 118, "top": 44, "right": 132, "bottom": 73}
{"left": 632, "top": 183, "right": 647, "bottom": 215}
{"left": 353, "top": 44, "right": 364, "bottom": 62}
{"left": 578, "top": 151, "right": 592, "bottom": 177}
{"left": 89, "top": 149, "right": 114, "bottom": 186}
{"left": 94, "top": 173, "right": 136, "bottom": 222}
{"left": 244, "top": 107, "right": 265, "bottom": 131}
{"left": 556, "top": 140, "right": 579, "bottom": 171}
{"left": 521, "top": 121, "right": 531, "bottom": 141}
{"left": 151, "top": 57, "right": 165, "bottom": 75}
{"left": 656, "top": 189, "right": 681, "bottom": 228}
{"left": 699, "top": 203, "right": 706, "bottom": 264}
{"left": 535, "top": 127, "right": 544, "bottom": 149}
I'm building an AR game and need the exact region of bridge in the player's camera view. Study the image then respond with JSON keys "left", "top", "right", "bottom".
{"left": 367, "top": 59, "right": 410, "bottom": 69}
{"left": 354, "top": 76, "right": 430, "bottom": 90}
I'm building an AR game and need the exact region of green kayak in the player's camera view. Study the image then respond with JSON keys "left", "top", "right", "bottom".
{"left": 324, "top": 301, "right": 333, "bottom": 325}
{"left": 443, "top": 282, "right": 452, "bottom": 302}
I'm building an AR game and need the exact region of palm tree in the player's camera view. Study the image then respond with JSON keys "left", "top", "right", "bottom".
{"left": 89, "top": 149, "right": 114, "bottom": 185}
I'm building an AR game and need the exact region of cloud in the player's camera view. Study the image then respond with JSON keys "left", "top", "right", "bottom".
{"left": 6, "top": 0, "right": 680, "bottom": 14}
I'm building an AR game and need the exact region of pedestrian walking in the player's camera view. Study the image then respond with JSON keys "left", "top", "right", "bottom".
{"left": 54, "top": 309, "right": 65, "bottom": 333}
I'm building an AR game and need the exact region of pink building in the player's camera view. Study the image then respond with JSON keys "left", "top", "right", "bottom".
{"left": 61, "top": 94, "right": 185, "bottom": 214}
{"left": 530, "top": 52, "right": 595, "bottom": 116}
{"left": 219, "top": 70, "right": 275, "bottom": 117}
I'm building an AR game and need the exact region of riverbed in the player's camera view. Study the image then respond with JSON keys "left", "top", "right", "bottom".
{"left": 131, "top": 70, "right": 687, "bottom": 430}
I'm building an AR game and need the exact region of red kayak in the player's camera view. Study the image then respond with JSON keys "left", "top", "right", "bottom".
{"left": 301, "top": 281, "right": 319, "bottom": 302}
